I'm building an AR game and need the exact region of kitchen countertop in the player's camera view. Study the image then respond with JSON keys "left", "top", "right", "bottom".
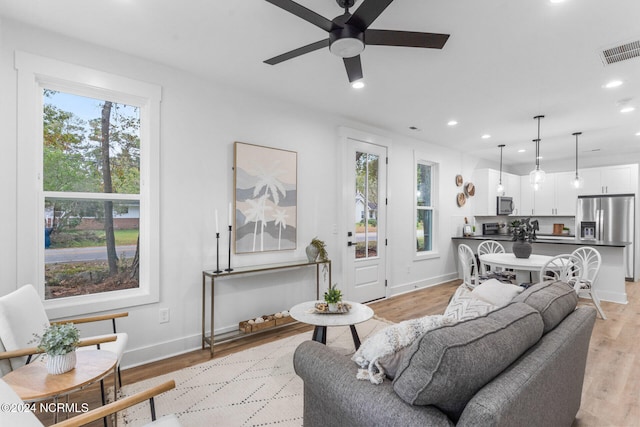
{"left": 452, "top": 235, "right": 631, "bottom": 247}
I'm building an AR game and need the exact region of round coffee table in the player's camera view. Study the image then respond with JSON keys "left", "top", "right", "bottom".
{"left": 289, "top": 301, "right": 374, "bottom": 350}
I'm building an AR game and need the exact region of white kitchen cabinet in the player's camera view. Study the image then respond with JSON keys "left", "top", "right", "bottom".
{"left": 505, "top": 172, "right": 521, "bottom": 215}
{"left": 520, "top": 177, "right": 535, "bottom": 216}
{"left": 472, "top": 164, "right": 637, "bottom": 218}
{"left": 533, "top": 174, "right": 556, "bottom": 215}
{"left": 472, "top": 169, "right": 521, "bottom": 216}
{"left": 601, "top": 165, "right": 636, "bottom": 194}
{"left": 578, "top": 169, "right": 602, "bottom": 195}
{"left": 471, "top": 169, "right": 499, "bottom": 216}
{"left": 578, "top": 164, "right": 638, "bottom": 195}
{"left": 554, "top": 172, "right": 579, "bottom": 216}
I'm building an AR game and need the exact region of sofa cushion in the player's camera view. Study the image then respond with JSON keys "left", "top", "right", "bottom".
{"left": 392, "top": 302, "right": 544, "bottom": 422}
{"left": 513, "top": 280, "right": 577, "bottom": 333}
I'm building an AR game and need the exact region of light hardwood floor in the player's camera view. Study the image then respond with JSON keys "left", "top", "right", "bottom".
{"left": 42, "top": 279, "right": 639, "bottom": 426}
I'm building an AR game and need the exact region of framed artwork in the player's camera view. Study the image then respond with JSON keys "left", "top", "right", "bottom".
{"left": 234, "top": 142, "right": 297, "bottom": 253}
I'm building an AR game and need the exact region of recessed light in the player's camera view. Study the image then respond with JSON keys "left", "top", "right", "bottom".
{"left": 447, "top": 120, "right": 458, "bottom": 126}
{"left": 549, "top": 0, "right": 565, "bottom": 3}
{"left": 518, "top": 149, "right": 526, "bottom": 153}
{"left": 620, "top": 106, "right": 635, "bottom": 113}
{"left": 604, "top": 80, "right": 623, "bottom": 89}
{"left": 351, "top": 81, "right": 365, "bottom": 89}
{"left": 481, "top": 134, "right": 491, "bottom": 139}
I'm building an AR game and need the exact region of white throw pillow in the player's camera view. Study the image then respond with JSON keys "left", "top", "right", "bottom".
{"left": 471, "top": 279, "right": 524, "bottom": 307}
{"left": 444, "top": 285, "right": 497, "bottom": 322}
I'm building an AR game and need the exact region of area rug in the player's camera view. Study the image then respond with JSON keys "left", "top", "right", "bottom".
{"left": 115, "top": 318, "right": 391, "bottom": 426}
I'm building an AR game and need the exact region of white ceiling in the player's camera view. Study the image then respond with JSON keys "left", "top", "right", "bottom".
{"left": 1, "top": 0, "right": 639, "bottom": 167}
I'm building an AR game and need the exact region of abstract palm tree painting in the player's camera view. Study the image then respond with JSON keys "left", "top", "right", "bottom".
{"left": 234, "top": 142, "right": 297, "bottom": 253}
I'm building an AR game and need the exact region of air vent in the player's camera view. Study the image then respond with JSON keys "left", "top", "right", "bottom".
{"left": 600, "top": 40, "right": 640, "bottom": 65}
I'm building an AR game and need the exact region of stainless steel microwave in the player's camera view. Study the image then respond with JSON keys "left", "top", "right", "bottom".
{"left": 497, "top": 196, "right": 514, "bottom": 215}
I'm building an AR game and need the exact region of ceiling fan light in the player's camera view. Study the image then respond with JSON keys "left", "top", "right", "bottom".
{"left": 330, "top": 37, "right": 365, "bottom": 57}
{"left": 329, "top": 27, "right": 365, "bottom": 58}
{"left": 351, "top": 80, "right": 365, "bottom": 89}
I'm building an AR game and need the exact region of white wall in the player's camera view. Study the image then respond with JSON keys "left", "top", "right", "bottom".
{"left": 0, "top": 18, "right": 475, "bottom": 367}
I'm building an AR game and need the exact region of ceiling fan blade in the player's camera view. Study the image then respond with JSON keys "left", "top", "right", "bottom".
{"left": 366, "top": 29, "right": 450, "bottom": 49}
{"left": 265, "top": 0, "right": 337, "bottom": 32}
{"left": 347, "top": 0, "right": 394, "bottom": 30}
{"left": 264, "top": 39, "right": 330, "bottom": 65}
{"left": 343, "top": 55, "right": 363, "bottom": 83}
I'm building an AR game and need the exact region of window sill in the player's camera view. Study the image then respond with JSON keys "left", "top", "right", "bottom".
{"left": 44, "top": 286, "right": 158, "bottom": 320}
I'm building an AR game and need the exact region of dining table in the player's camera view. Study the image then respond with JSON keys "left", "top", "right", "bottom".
{"left": 479, "top": 252, "right": 555, "bottom": 285}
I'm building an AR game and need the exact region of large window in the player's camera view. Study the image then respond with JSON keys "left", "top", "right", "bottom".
{"left": 16, "top": 52, "right": 161, "bottom": 317}
{"left": 43, "top": 92, "right": 141, "bottom": 300}
{"left": 415, "top": 158, "right": 438, "bottom": 256}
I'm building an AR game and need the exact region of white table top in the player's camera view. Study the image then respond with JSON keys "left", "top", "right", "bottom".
{"left": 289, "top": 301, "right": 374, "bottom": 327}
{"left": 479, "top": 253, "right": 554, "bottom": 271}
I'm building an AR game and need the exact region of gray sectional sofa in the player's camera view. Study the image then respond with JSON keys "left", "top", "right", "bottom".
{"left": 294, "top": 281, "right": 596, "bottom": 427}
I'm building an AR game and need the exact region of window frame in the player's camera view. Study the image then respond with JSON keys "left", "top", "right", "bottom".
{"left": 414, "top": 154, "right": 439, "bottom": 260}
{"left": 16, "top": 52, "right": 161, "bottom": 318}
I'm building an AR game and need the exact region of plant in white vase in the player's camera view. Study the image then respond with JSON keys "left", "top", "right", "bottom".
{"left": 323, "top": 283, "right": 342, "bottom": 312}
{"left": 33, "top": 323, "right": 80, "bottom": 375}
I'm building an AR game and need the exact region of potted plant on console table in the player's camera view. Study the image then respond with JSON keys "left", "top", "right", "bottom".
{"left": 510, "top": 217, "right": 539, "bottom": 259}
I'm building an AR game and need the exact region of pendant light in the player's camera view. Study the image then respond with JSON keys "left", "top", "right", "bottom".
{"left": 496, "top": 144, "right": 506, "bottom": 193}
{"left": 571, "top": 132, "right": 584, "bottom": 189}
{"left": 529, "top": 115, "right": 546, "bottom": 190}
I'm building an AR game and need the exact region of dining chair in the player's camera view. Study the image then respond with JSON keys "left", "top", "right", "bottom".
{"left": 571, "top": 247, "right": 606, "bottom": 319}
{"left": 0, "top": 285, "right": 127, "bottom": 379}
{"left": 458, "top": 244, "right": 481, "bottom": 289}
{"left": 539, "top": 254, "right": 584, "bottom": 289}
{"left": 477, "top": 240, "right": 506, "bottom": 275}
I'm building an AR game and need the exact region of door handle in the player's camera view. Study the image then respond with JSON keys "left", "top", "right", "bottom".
{"left": 347, "top": 241, "right": 353, "bottom": 247}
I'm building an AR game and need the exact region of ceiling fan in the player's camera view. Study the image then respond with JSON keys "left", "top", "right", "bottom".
{"left": 264, "top": 0, "right": 450, "bottom": 83}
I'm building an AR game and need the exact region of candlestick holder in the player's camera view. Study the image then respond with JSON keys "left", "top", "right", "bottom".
{"left": 213, "top": 232, "right": 222, "bottom": 274}
{"left": 225, "top": 225, "right": 234, "bottom": 272}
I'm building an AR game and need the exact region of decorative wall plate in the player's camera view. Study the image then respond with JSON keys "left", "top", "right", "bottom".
{"left": 455, "top": 175, "right": 463, "bottom": 187}
{"left": 457, "top": 192, "right": 466, "bottom": 207}
{"left": 465, "top": 182, "right": 475, "bottom": 197}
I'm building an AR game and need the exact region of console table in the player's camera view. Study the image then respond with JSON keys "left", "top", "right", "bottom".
{"left": 202, "top": 259, "right": 331, "bottom": 356}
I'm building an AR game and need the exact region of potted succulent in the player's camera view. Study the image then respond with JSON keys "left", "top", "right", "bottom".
{"left": 323, "top": 283, "right": 342, "bottom": 312}
{"left": 33, "top": 323, "right": 80, "bottom": 375}
{"left": 306, "top": 237, "right": 328, "bottom": 262}
{"left": 510, "top": 217, "right": 539, "bottom": 259}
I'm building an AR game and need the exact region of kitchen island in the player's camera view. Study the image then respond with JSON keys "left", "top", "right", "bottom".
{"left": 452, "top": 235, "right": 631, "bottom": 304}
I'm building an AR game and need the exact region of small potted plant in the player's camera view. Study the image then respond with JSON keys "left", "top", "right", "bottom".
{"left": 33, "top": 323, "right": 80, "bottom": 375}
{"left": 323, "top": 283, "right": 342, "bottom": 312}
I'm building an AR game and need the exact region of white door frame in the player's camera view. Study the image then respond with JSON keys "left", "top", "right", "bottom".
{"left": 338, "top": 126, "right": 390, "bottom": 302}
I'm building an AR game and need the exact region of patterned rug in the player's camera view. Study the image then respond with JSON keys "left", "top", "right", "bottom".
{"left": 115, "top": 318, "right": 391, "bottom": 426}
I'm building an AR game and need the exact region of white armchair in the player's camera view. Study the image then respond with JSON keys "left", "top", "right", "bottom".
{"left": 0, "top": 284, "right": 128, "bottom": 385}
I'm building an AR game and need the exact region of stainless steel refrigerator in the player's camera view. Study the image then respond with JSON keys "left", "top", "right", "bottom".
{"left": 576, "top": 194, "right": 635, "bottom": 280}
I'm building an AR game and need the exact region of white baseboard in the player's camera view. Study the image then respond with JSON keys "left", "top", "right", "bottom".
{"left": 593, "top": 290, "right": 628, "bottom": 305}
{"left": 120, "top": 332, "right": 202, "bottom": 370}
{"left": 388, "top": 272, "right": 459, "bottom": 297}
